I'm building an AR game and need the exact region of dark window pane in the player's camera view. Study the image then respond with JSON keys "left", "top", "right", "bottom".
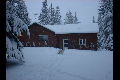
{"left": 64, "top": 40, "right": 68, "bottom": 43}
{"left": 64, "top": 44, "right": 68, "bottom": 47}
{"left": 83, "top": 39, "right": 86, "bottom": 44}
{"left": 80, "top": 40, "right": 83, "bottom": 44}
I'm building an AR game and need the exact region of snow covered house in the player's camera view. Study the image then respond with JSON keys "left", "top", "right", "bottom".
{"left": 19, "top": 23, "right": 99, "bottom": 50}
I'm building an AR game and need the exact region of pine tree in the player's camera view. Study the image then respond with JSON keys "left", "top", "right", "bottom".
{"left": 15, "top": 0, "right": 31, "bottom": 26}
{"left": 48, "top": 3, "right": 56, "bottom": 25}
{"left": 73, "top": 12, "right": 79, "bottom": 24}
{"left": 6, "top": 0, "right": 30, "bottom": 63}
{"left": 38, "top": 0, "right": 49, "bottom": 25}
{"left": 92, "top": 16, "right": 95, "bottom": 23}
{"left": 64, "top": 12, "right": 69, "bottom": 24}
{"left": 48, "top": 3, "right": 52, "bottom": 25}
{"left": 54, "top": 6, "right": 62, "bottom": 25}
{"left": 98, "top": 0, "right": 113, "bottom": 50}
{"left": 64, "top": 11, "right": 74, "bottom": 24}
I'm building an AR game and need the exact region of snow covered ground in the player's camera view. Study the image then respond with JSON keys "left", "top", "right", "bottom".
{"left": 6, "top": 47, "right": 113, "bottom": 80}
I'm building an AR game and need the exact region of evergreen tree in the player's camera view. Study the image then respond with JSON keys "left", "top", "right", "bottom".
{"left": 92, "top": 16, "right": 95, "bottom": 23}
{"left": 64, "top": 11, "right": 74, "bottom": 24}
{"left": 73, "top": 12, "right": 79, "bottom": 24}
{"left": 48, "top": 3, "right": 52, "bottom": 24}
{"left": 64, "top": 12, "right": 69, "bottom": 24}
{"left": 48, "top": 3, "right": 56, "bottom": 25}
{"left": 6, "top": 0, "right": 30, "bottom": 63}
{"left": 54, "top": 6, "right": 62, "bottom": 25}
{"left": 38, "top": 0, "right": 49, "bottom": 25}
{"left": 15, "top": 0, "right": 31, "bottom": 26}
{"left": 98, "top": 0, "right": 113, "bottom": 50}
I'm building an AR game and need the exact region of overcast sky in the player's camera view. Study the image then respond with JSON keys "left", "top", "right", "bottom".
{"left": 24, "top": 0, "right": 99, "bottom": 24}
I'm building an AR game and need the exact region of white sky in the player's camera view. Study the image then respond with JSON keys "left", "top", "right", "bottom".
{"left": 24, "top": 0, "right": 99, "bottom": 24}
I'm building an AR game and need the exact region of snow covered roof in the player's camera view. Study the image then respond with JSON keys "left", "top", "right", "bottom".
{"left": 43, "top": 23, "right": 99, "bottom": 34}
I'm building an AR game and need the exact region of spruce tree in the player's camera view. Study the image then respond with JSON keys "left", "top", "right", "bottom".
{"left": 48, "top": 3, "right": 52, "bottom": 25}
{"left": 6, "top": 0, "right": 30, "bottom": 63}
{"left": 64, "top": 11, "right": 74, "bottom": 24}
{"left": 98, "top": 0, "right": 113, "bottom": 50}
{"left": 68, "top": 11, "right": 74, "bottom": 24}
{"left": 48, "top": 3, "right": 56, "bottom": 25}
{"left": 73, "top": 12, "right": 79, "bottom": 24}
{"left": 92, "top": 16, "right": 95, "bottom": 23}
{"left": 38, "top": 0, "right": 49, "bottom": 25}
{"left": 15, "top": 0, "right": 31, "bottom": 26}
{"left": 64, "top": 12, "right": 69, "bottom": 24}
{"left": 54, "top": 6, "right": 62, "bottom": 25}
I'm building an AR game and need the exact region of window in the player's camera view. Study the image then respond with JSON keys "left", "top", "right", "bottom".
{"left": 79, "top": 39, "right": 86, "bottom": 45}
{"left": 64, "top": 39, "right": 69, "bottom": 43}
{"left": 64, "top": 44, "right": 68, "bottom": 47}
{"left": 39, "top": 35, "right": 48, "bottom": 41}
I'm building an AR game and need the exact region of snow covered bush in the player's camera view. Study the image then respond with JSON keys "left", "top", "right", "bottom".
{"left": 98, "top": 0, "right": 113, "bottom": 51}
{"left": 6, "top": 0, "right": 30, "bottom": 63}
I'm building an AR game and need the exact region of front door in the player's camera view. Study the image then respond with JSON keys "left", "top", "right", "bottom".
{"left": 63, "top": 39, "right": 69, "bottom": 49}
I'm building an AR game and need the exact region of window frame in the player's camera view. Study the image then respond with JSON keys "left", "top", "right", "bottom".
{"left": 79, "top": 38, "right": 86, "bottom": 46}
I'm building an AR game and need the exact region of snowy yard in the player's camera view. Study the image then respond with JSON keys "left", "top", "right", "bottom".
{"left": 6, "top": 47, "right": 113, "bottom": 80}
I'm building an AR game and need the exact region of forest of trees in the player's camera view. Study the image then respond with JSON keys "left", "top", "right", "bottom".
{"left": 6, "top": 0, "right": 30, "bottom": 63}
{"left": 38, "top": 0, "right": 79, "bottom": 25}
{"left": 97, "top": 0, "right": 113, "bottom": 51}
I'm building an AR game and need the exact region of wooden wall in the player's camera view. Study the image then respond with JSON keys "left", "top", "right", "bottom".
{"left": 56, "top": 33, "right": 98, "bottom": 50}
{"left": 19, "top": 23, "right": 98, "bottom": 50}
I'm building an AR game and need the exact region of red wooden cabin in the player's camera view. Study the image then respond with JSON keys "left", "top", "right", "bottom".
{"left": 19, "top": 23, "right": 99, "bottom": 50}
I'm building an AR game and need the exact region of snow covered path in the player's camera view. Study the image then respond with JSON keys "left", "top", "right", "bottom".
{"left": 6, "top": 47, "right": 113, "bottom": 80}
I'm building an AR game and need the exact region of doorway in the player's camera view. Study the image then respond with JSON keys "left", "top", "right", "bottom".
{"left": 63, "top": 39, "right": 69, "bottom": 49}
